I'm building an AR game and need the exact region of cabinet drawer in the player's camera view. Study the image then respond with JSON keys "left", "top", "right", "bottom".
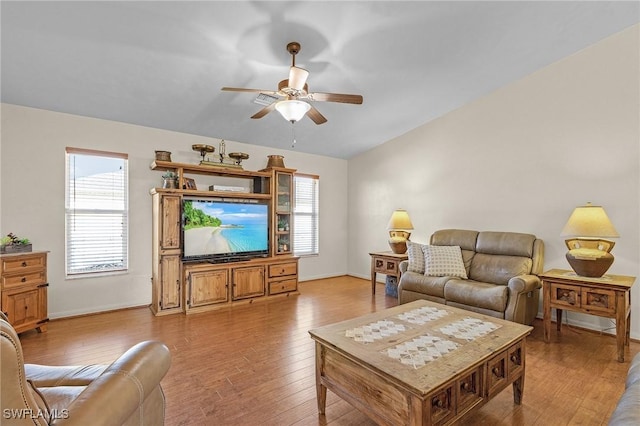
{"left": 456, "top": 366, "right": 483, "bottom": 413}
{"left": 268, "top": 262, "right": 297, "bottom": 278}
{"left": 2, "top": 271, "right": 47, "bottom": 289}
{"left": 430, "top": 384, "right": 454, "bottom": 424}
{"left": 1, "top": 253, "right": 46, "bottom": 275}
{"left": 582, "top": 288, "right": 615, "bottom": 314}
{"left": 550, "top": 283, "right": 581, "bottom": 308}
{"left": 269, "top": 278, "right": 297, "bottom": 295}
{"left": 486, "top": 351, "right": 508, "bottom": 398}
{"left": 507, "top": 341, "right": 524, "bottom": 379}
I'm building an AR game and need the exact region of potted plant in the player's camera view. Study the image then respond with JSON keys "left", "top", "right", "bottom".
{"left": 162, "top": 171, "right": 179, "bottom": 189}
{"left": 277, "top": 218, "right": 287, "bottom": 232}
{"left": 0, "top": 233, "right": 32, "bottom": 254}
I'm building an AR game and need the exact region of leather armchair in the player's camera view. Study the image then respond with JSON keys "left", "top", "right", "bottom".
{"left": 1, "top": 312, "right": 171, "bottom": 425}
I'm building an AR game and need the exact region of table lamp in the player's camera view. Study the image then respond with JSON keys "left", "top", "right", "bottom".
{"left": 560, "top": 202, "right": 619, "bottom": 277}
{"left": 387, "top": 209, "right": 414, "bottom": 254}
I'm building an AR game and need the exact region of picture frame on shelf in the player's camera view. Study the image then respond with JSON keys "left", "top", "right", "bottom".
{"left": 183, "top": 177, "right": 197, "bottom": 190}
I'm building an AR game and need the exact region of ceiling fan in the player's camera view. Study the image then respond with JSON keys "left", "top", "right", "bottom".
{"left": 222, "top": 42, "right": 363, "bottom": 125}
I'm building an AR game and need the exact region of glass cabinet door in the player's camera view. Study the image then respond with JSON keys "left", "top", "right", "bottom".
{"left": 275, "top": 171, "right": 293, "bottom": 254}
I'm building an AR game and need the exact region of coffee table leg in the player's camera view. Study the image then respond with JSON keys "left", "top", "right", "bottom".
{"left": 512, "top": 376, "right": 524, "bottom": 405}
{"left": 315, "top": 342, "right": 327, "bottom": 414}
{"left": 317, "top": 382, "right": 327, "bottom": 414}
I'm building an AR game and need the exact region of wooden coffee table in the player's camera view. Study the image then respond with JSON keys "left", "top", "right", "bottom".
{"left": 309, "top": 300, "right": 532, "bottom": 425}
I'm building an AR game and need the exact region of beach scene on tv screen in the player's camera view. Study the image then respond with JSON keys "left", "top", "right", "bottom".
{"left": 183, "top": 201, "right": 268, "bottom": 257}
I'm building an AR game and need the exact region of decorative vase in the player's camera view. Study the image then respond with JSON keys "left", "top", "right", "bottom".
{"left": 162, "top": 177, "right": 179, "bottom": 189}
{"left": 155, "top": 150, "right": 172, "bottom": 162}
{"left": 266, "top": 155, "right": 285, "bottom": 168}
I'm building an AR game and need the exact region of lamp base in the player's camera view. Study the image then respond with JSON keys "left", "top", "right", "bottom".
{"left": 566, "top": 251, "right": 614, "bottom": 278}
{"left": 388, "top": 231, "right": 411, "bottom": 254}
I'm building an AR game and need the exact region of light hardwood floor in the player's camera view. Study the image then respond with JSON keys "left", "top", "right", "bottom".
{"left": 18, "top": 276, "right": 638, "bottom": 425}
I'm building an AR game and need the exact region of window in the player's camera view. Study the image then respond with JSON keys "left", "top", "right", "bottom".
{"left": 293, "top": 174, "right": 319, "bottom": 256}
{"left": 65, "top": 148, "right": 128, "bottom": 276}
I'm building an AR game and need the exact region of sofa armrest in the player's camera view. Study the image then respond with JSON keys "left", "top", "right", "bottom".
{"left": 504, "top": 275, "right": 542, "bottom": 324}
{"left": 25, "top": 364, "right": 108, "bottom": 387}
{"left": 52, "top": 341, "right": 170, "bottom": 426}
{"left": 508, "top": 274, "right": 541, "bottom": 294}
{"left": 399, "top": 260, "right": 408, "bottom": 274}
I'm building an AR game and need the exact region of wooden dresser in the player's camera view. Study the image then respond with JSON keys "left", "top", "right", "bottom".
{"left": 0, "top": 251, "right": 49, "bottom": 333}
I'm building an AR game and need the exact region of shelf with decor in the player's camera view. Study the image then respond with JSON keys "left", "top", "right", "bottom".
{"left": 150, "top": 160, "right": 272, "bottom": 198}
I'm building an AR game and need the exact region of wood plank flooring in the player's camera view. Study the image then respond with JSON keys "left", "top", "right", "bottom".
{"left": 18, "top": 276, "right": 638, "bottom": 425}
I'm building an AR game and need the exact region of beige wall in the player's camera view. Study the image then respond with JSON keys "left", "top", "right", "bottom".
{"left": 348, "top": 26, "right": 640, "bottom": 336}
{"left": 0, "top": 105, "right": 348, "bottom": 317}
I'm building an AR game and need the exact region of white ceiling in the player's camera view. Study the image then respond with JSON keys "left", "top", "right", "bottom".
{"left": 2, "top": 1, "right": 638, "bottom": 159}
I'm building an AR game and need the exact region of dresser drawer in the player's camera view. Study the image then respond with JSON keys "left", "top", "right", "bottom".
{"left": 269, "top": 278, "right": 297, "bottom": 295}
{"left": 2, "top": 270, "right": 47, "bottom": 289}
{"left": 268, "top": 262, "right": 297, "bottom": 278}
{"left": 1, "top": 253, "right": 47, "bottom": 275}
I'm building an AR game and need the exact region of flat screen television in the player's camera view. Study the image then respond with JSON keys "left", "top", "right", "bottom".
{"left": 182, "top": 197, "right": 269, "bottom": 262}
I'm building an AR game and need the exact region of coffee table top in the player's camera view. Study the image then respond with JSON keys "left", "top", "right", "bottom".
{"left": 309, "top": 300, "right": 532, "bottom": 395}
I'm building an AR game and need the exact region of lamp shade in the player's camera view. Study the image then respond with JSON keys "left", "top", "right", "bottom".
{"left": 560, "top": 203, "right": 619, "bottom": 238}
{"left": 275, "top": 100, "right": 311, "bottom": 122}
{"left": 387, "top": 209, "right": 414, "bottom": 230}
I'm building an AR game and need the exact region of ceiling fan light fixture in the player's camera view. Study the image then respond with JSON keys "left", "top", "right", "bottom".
{"left": 275, "top": 99, "right": 311, "bottom": 122}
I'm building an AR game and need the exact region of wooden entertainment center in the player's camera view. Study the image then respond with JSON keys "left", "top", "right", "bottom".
{"left": 149, "top": 160, "right": 299, "bottom": 316}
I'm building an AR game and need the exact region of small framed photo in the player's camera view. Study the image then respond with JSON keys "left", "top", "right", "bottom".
{"left": 183, "top": 177, "right": 197, "bottom": 190}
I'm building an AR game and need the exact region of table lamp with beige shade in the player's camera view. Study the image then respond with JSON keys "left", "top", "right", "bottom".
{"left": 560, "top": 202, "right": 619, "bottom": 277}
{"left": 387, "top": 209, "right": 414, "bottom": 254}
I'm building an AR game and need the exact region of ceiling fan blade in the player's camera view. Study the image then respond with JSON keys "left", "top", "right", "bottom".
{"left": 288, "top": 67, "right": 309, "bottom": 91}
{"left": 307, "top": 105, "right": 327, "bottom": 125}
{"left": 308, "top": 92, "right": 363, "bottom": 104}
{"left": 222, "top": 87, "right": 278, "bottom": 95}
{"left": 251, "top": 102, "right": 276, "bottom": 119}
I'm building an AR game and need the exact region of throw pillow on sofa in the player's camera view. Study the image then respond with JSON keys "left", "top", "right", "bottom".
{"left": 406, "top": 241, "right": 427, "bottom": 274}
{"left": 423, "top": 245, "right": 468, "bottom": 279}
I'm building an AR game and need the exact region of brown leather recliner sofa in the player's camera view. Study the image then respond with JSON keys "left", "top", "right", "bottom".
{"left": 397, "top": 229, "right": 544, "bottom": 325}
{"left": 1, "top": 312, "right": 171, "bottom": 425}
{"left": 609, "top": 352, "right": 640, "bottom": 425}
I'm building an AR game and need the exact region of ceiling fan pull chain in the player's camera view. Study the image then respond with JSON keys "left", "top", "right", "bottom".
{"left": 291, "top": 122, "right": 297, "bottom": 148}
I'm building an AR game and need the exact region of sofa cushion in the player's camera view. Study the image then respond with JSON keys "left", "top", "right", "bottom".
{"left": 431, "top": 229, "right": 477, "bottom": 275}
{"left": 423, "top": 245, "right": 467, "bottom": 279}
{"left": 444, "top": 279, "right": 509, "bottom": 312}
{"left": 398, "top": 271, "right": 449, "bottom": 299}
{"left": 406, "top": 241, "right": 426, "bottom": 274}
{"left": 476, "top": 231, "right": 536, "bottom": 258}
{"left": 431, "top": 229, "right": 478, "bottom": 251}
{"left": 469, "top": 253, "right": 533, "bottom": 285}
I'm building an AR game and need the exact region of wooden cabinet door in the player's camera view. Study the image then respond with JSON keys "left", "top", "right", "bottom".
{"left": 161, "top": 195, "right": 181, "bottom": 249}
{"left": 2, "top": 285, "right": 47, "bottom": 333}
{"left": 232, "top": 266, "right": 265, "bottom": 300}
{"left": 187, "top": 269, "right": 228, "bottom": 308}
{"left": 160, "top": 255, "right": 181, "bottom": 310}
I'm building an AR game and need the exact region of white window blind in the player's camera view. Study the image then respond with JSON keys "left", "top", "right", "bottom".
{"left": 293, "top": 174, "right": 319, "bottom": 256}
{"left": 65, "top": 148, "right": 128, "bottom": 276}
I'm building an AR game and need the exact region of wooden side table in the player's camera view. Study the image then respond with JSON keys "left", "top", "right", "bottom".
{"left": 541, "top": 268, "right": 636, "bottom": 362}
{"left": 369, "top": 251, "right": 408, "bottom": 295}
